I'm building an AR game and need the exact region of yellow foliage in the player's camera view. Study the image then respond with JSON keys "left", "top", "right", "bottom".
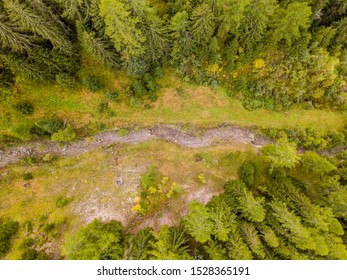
{"left": 133, "top": 196, "right": 141, "bottom": 203}
{"left": 131, "top": 203, "right": 144, "bottom": 214}
{"left": 254, "top": 59, "right": 266, "bottom": 69}
{"left": 208, "top": 64, "right": 222, "bottom": 74}
{"left": 149, "top": 186, "right": 157, "bottom": 194}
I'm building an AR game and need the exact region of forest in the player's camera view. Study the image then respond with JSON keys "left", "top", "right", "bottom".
{"left": 0, "top": 0, "right": 347, "bottom": 260}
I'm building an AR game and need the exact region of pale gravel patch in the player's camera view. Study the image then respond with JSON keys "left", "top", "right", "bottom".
{"left": 0, "top": 124, "right": 265, "bottom": 168}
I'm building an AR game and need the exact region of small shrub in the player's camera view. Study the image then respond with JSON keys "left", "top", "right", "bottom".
{"left": 238, "top": 163, "right": 255, "bottom": 186}
{"left": 14, "top": 101, "right": 34, "bottom": 115}
{"left": 19, "top": 238, "right": 34, "bottom": 249}
{"left": 140, "top": 165, "right": 157, "bottom": 191}
{"left": 21, "top": 248, "right": 49, "bottom": 260}
{"left": 23, "top": 173, "right": 33, "bottom": 180}
{"left": 0, "top": 134, "right": 20, "bottom": 149}
{"left": 149, "top": 94, "right": 158, "bottom": 102}
{"left": 153, "top": 67, "right": 164, "bottom": 78}
{"left": 106, "top": 90, "right": 119, "bottom": 101}
{"left": 167, "top": 182, "right": 183, "bottom": 198}
{"left": 42, "top": 153, "right": 53, "bottom": 162}
{"left": 129, "top": 97, "right": 141, "bottom": 108}
{"left": 132, "top": 79, "right": 147, "bottom": 97}
{"left": 117, "top": 128, "right": 129, "bottom": 137}
{"left": 56, "top": 73, "right": 76, "bottom": 90}
{"left": 51, "top": 124, "right": 76, "bottom": 143}
{"left": 98, "top": 102, "right": 109, "bottom": 114}
{"left": 41, "top": 223, "right": 55, "bottom": 234}
{"left": 55, "top": 196, "right": 73, "bottom": 208}
{"left": 97, "top": 123, "right": 106, "bottom": 130}
{"left": 0, "top": 220, "right": 19, "bottom": 256}
{"left": 197, "top": 173, "right": 207, "bottom": 184}
{"left": 33, "top": 118, "right": 64, "bottom": 136}
{"left": 82, "top": 75, "right": 102, "bottom": 92}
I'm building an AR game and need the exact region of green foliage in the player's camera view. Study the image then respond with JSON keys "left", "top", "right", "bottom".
{"left": 182, "top": 201, "right": 213, "bottom": 244}
{"left": 82, "top": 75, "right": 102, "bottom": 92}
{"left": 64, "top": 219, "right": 125, "bottom": 260}
{"left": 150, "top": 226, "right": 192, "bottom": 260}
{"left": 51, "top": 124, "right": 76, "bottom": 143}
{"left": 300, "top": 151, "right": 337, "bottom": 176}
{"left": 14, "top": 101, "right": 34, "bottom": 115}
{"left": 21, "top": 248, "right": 49, "bottom": 260}
{"left": 260, "top": 138, "right": 299, "bottom": 170}
{"left": 0, "top": 220, "right": 19, "bottom": 256}
{"left": 190, "top": 4, "right": 215, "bottom": 44}
{"left": 99, "top": 0, "right": 145, "bottom": 61}
{"left": 4, "top": 0, "right": 73, "bottom": 53}
{"left": 23, "top": 172, "right": 33, "bottom": 180}
{"left": 238, "top": 162, "right": 255, "bottom": 186}
{"left": 55, "top": 196, "right": 73, "bottom": 208}
{"left": 140, "top": 164, "right": 157, "bottom": 191}
{"left": 117, "top": 128, "right": 129, "bottom": 137}
{"left": 56, "top": 73, "right": 76, "bottom": 90}
{"left": 106, "top": 90, "right": 119, "bottom": 102}
{"left": 124, "top": 228, "right": 154, "bottom": 260}
{"left": 269, "top": 2, "right": 312, "bottom": 46}
{"left": 33, "top": 118, "right": 64, "bottom": 136}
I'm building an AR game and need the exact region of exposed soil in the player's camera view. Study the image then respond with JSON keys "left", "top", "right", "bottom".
{"left": 0, "top": 124, "right": 268, "bottom": 168}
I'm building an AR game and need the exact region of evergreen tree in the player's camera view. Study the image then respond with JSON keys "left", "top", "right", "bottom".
{"left": 99, "top": 0, "right": 145, "bottom": 62}
{"left": 150, "top": 226, "right": 192, "bottom": 260}
{"left": 190, "top": 3, "right": 216, "bottom": 45}
{"left": 4, "top": 0, "right": 73, "bottom": 53}
{"left": 63, "top": 219, "right": 125, "bottom": 260}
{"left": 269, "top": 2, "right": 312, "bottom": 46}
{"left": 260, "top": 137, "right": 299, "bottom": 171}
{"left": 182, "top": 201, "right": 213, "bottom": 244}
{"left": 0, "top": 15, "right": 33, "bottom": 53}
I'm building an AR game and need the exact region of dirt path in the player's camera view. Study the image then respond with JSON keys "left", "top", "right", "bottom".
{"left": 0, "top": 124, "right": 267, "bottom": 168}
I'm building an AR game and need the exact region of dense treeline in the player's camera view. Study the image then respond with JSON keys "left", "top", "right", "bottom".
{"left": 60, "top": 142, "right": 347, "bottom": 260}
{"left": 1, "top": 0, "right": 347, "bottom": 110}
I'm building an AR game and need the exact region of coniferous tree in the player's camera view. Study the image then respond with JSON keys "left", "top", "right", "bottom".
{"left": 269, "top": 2, "right": 312, "bottom": 46}
{"left": 190, "top": 3, "right": 216, "bottom": 45}
{"left": 4, "top": 0, "right": 73, "bottom": 53}
{"left": 99, "top": 0, "right": 145, "bottom": 62}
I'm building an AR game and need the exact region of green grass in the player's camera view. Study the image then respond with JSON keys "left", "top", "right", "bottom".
{"left": 1, "top": 62, "right": 346, "bottom": 143}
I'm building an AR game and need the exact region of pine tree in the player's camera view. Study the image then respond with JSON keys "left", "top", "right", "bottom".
{"left": 150, "top": 226, "right": 192, "bottom": 260}
{"left": 216, "top": 0, "right": 252, "bottom": 39}
{"left": 190, "top": 3, "right": 216, "bottom": 45}
{"left": 238, "top": 0, "right": 278, "bottom": 52}
{"left": 4, "top": 0, "right": 73, "bottom": 53}
{"left": 124, "top": 228, "right": 154, "bottom": 260}
{"left": 237, "top": 187, "right": 266, "bottom": 223}
{"left": 269, "top": 2, "right": 312, "bottom": 46}
{"left": 208, "top": 200, "right": 236, "bottom": 242}
{"left": 240, "top": 222, "right": 266, "bottom": 259}
{"left": 268, "top": 199, "right": 316, "bottom": 251}
{"left": 182, "top": 201, "right": 213, "bottom": 244}
{"left": 0, "top": 15, "right": 33, "bottom": 53}
{"left": 77, "top": 22, "right": 119, "bottom": 69}
{"left": 260, "top": 137, "right": 299, "bottom": 171}
{"left": 99, "top": 0, "right": 145, "bottom": 62}
{"left": 169, "top": 11, "right": 194, "bottom": 63}
{"left": 227, "top": 229, "right": 254, "bottom": 260}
